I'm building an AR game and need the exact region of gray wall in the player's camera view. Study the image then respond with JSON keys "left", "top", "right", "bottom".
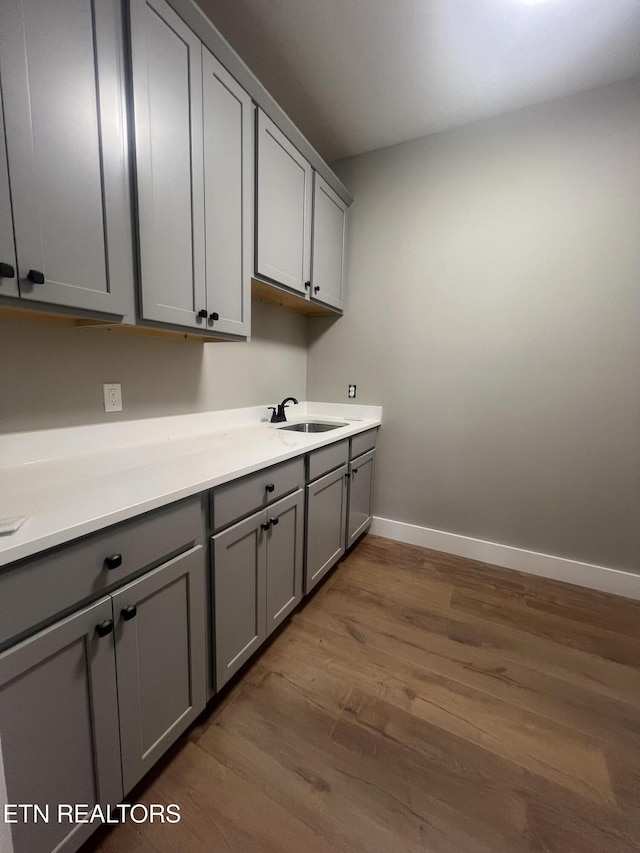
{"left": 308, "top": 78, "right": 640, "bottom": 572}
{"left": 0, "top": 299, "right": 307, "bottom": 432}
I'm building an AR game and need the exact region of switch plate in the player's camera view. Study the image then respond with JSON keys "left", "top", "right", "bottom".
{"left": 348, "top": 384, "right": 357, "bottom": 399}
{"left": 103, "top": 383, "right": 123, "bottom": 413}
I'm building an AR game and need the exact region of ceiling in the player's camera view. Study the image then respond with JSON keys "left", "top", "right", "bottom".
{"left": 196, "top": 0, "right": 640, "bottom": 163}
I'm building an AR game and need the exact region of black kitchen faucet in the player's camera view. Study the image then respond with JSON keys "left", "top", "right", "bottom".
{"left": 269, "top": 397, "right": 299, "bottom": 423}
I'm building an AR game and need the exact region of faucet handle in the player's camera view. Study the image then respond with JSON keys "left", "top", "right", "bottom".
{"left": 268, "top": 406, "right": 277, "bottom": 422}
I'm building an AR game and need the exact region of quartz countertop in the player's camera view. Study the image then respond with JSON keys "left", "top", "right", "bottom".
{"left": 0, "top": 402, "right": 382, "bottom": 567}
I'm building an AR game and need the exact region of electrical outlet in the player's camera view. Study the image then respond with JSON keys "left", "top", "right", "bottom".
{"left": 348, "top": 384, "right": 357, "bottom": 399}
{"left": 103, "top": 383, "right": 123, "bottom": 413}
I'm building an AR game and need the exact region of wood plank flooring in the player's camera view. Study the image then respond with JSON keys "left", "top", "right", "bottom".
{"left": 83, "top": 535, "right": 640, "bottom": 852}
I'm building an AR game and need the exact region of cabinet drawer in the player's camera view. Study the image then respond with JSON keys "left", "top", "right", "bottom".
{"left": 211, "top": 457, "right": 304, "bottom": 532}
{"left": 350, "top": 428, "right": 378, "bottom": 459}
{"left": 307, "top": 439, "right": 349, "bottom": 482}
{"left": 0, "top": 496, "right": 203, "bottom": 649}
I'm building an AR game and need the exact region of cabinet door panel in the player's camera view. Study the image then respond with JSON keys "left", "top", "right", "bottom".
{"left": 256, "top": 110, "right": 312, "bottom": 293}
{"left": 305, "top": 464, "right": 348, "bottom": 593}
{"left": 0, "top": 91, "right": 18, "bottom": 300}
{"left": 213, "top": 513, "right": 266, "bottom": 689}
{"left": 265, "top": 489, "right": 303, "bottom": 635}
{"left": 347, "top": 449, "right": 375, "bottom": 549}
{"left": 0, "top": 598, "right": 121, "bottom": 853}
{"left": 112, "top": 545, "right": 206, "bottom": 794}
{"left": 130, "top": 0, "right": 206, "bottom": 328}
{"left": 311, "top": 173, "right": 347, "bottom": 310}
{"left": 203, "top": 49, "right": 252, "bottom": 337}
{"left": 0, "top": 0, "right": 132, "bottom": 314}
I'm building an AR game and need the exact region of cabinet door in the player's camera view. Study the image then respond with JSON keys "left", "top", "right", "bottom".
{"left": 347, "top": 449, "right": 375, "bottom": 550}
{"left": 0, "top": 90, "right": 18, "bottom": 300}
{"left": 212, "top": 512, "right": 267, "bottom": 689}
{"left": 256, "top": 110, "right": 312, "bottom": 294}
{"left": 311, "top": 173, "right": 347, "bottom": 310}
{"left": 265, "top": 489, "right": 304, "bottom": 636}
{"left": 202, "top": 49, "right": 252, "bottom": 338}
{"left": 0, "top": 0, "right": 132, "bottom": 314}
{"left": 130, "top": 0, "right": 206, "bottom": 329}
{"left": 305, "top": 464, "right": 348, "bottom": 594}
{"left": 0, "top": 598, "right": 121, "bottom": 853}
{"left": 112, "top": 545, "right": 207, "bottom": 795}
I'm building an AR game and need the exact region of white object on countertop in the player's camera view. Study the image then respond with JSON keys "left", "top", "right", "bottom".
{"left": 0, "top": 516, "right": 27, "bottom": 535}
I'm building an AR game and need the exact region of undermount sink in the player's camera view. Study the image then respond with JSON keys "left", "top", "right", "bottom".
{"left": 279, "top": 422, "right": 343, "bottom": 433}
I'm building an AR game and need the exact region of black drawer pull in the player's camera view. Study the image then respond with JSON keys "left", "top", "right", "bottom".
{"left": 269, "top": 517, "right": 279, "bottom": 527}
{"left": 121, "top": 605, "right": 137, "bottom": 621}
{"left": 197, "top": 308, "right": 208, "bottom": 318}
{"left": 314, "top": 285, "right": 320, "bottom": 293}
{"left": 0, "top": 262, "right": 15, "bottom": 278}
{"left": 96, "top": 619, "right": 113, "bottom": 638}
{"left": 352, "top": 468, "right": 358, "bottom": 475}
{"left": 261, "top": 521, "right": 271, "bottom": 531}
{"left": 27, "top": 269, "right": 45, "bottom": 284}
{"left": 209, "top": 312, "right": 219, "bottom": 321}
{"left": 304, "top": 281, "right": 311, "bottom": 290}
{"left": 345, "top": 472, "right": 351, "bottom": 480}
{"left": 265, "top": 483, "right": 275, "bottom": 493}
{"left": 104, "top": 554, "right": 122, "bottom": 571}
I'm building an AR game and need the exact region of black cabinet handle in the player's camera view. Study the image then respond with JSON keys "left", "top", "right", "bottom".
{"left": 121, "top": 605, "right": 137, "bottom": 621}
{"left": 208, "top": 312, "right": 219, "bottom": 321}
{"left": 304, "top": 281, "right": 311, "bottom": 290}
{"left": 27, "top": 269, "right": 45, "bottom": 284}
{"left": 265, "top": 483, "right": 275, "bottom": 493}
{"left": 269, "top": 517, "right": 279, "bottom": 527}
{"left": 96, "top": 619, "right": 113, "bottom": 638}
{"left": 197, "top": 309, "right": 207, "bottom": 318}
{"left": 261, "top": 521, "right": 271, "bottom": 531}
{"left": 345, "top": 472, "right": 351, "bottom": 480}
{"left": 104, "top": 554, "right": 122, "bottom": 571}
{"left": 352, "top": 468, "right": 358, "bottom": 475}
{"left": 0, "top": 262, "right": 15, "bottom": 278}
{"left": 314, "top": 285, "right": 320, "bottom": 293}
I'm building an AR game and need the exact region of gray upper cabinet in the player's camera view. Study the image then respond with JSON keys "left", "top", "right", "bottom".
{"left": 0, "top": 0, "right": 133, "bottom": 315}
{"left": 112, "top": 545, "right": 207, "bottom": 794}
{"left": 0, "top": 597, "right": 122, "bottom": 853}
{"left": 130, "top": 0, "right": 251, "bottom": 336}
{"left": 311, "top": 173, "right": 347, "bottom": 311}
{"left": 202, "top": 49, "right": 253, "bottom": 337}
{"left": 130, "top": 0, "right": 206, "bottom": 330}
{"left": 256, "top": 110, "right": 312, "bottom": 294}
{"left": 0, "top": 92, "right": 18, "bottom": 299}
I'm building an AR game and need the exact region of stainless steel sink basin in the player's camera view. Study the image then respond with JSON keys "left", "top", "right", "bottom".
{"left": 279, "top": 421, "right": 343, "bottom": 433}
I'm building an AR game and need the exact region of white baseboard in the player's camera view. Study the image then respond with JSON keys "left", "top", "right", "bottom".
{"left": 370, "top": 516, "right": 640, "bottom": 601}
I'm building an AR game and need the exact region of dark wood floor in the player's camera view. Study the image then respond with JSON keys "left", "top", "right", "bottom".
{"left": 85, "top": 535, "right": 640, "bottom": 852}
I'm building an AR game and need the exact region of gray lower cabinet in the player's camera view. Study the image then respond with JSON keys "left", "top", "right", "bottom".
{"left": 212, "top": 489, "right": 304, "bottom": 689}
{"left": 130, "top": 0, "right": 252, "bottom": 336}
{"left": 305, "top": 464, "right": 348, "bottom": 593}
{"left": 112, "top": 545, "right": 207, "bottom": 794}
{"left": 0, "top": 0, "right": 133, "bottom": 315}
{"left": 0, "top": 505, "right": 207, "bottom": 853}
{"left": 346, "top": 449, "right": 376, "bottom": 549}
{"left": 0, "top": 597, "right": 122, "bottom": 853}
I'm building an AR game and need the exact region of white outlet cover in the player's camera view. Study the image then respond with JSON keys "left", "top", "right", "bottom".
{"left": 103, "top": 383, "right": 123, "bottom": 413}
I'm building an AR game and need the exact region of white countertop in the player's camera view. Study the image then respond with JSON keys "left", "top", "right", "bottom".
{"left": 0, "top": 402, "right": 382, "bottom": 567}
